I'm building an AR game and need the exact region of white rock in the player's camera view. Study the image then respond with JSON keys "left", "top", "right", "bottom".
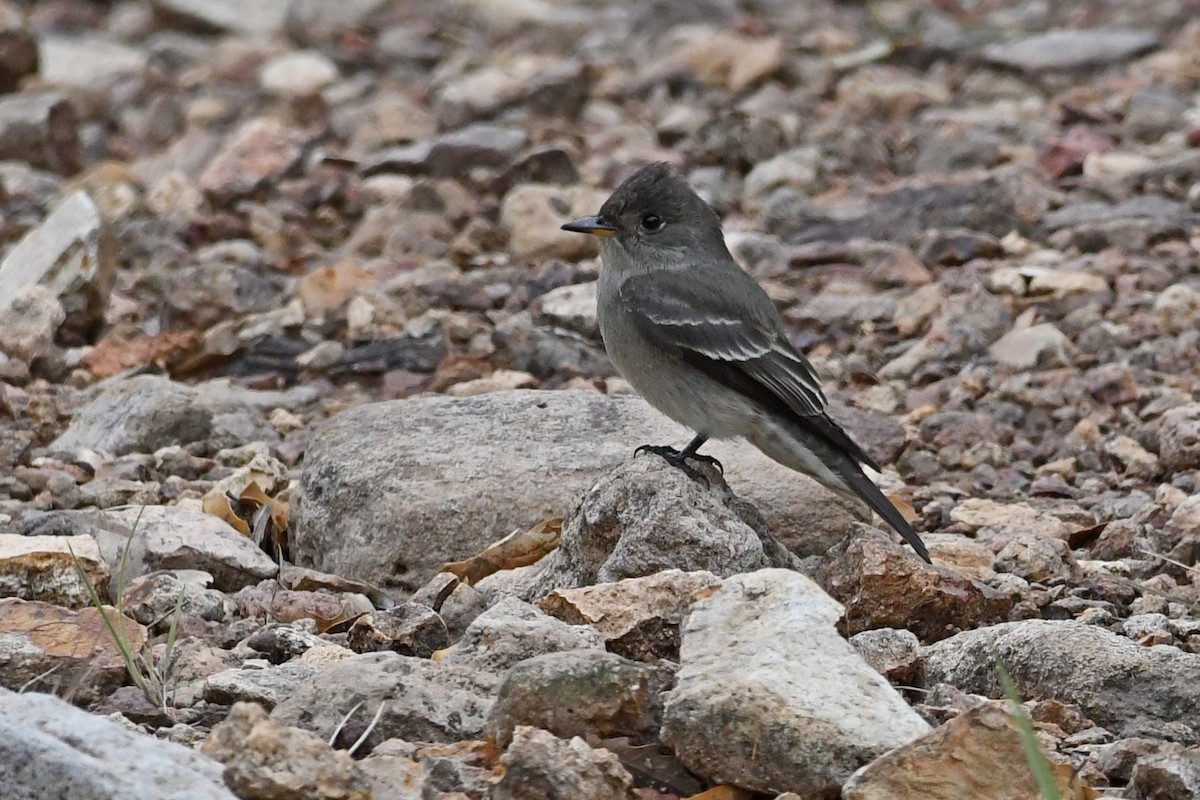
{"left": 661, "top": 569, "right": 930, "bottom": 796}
{"left": 0, "top": 191, "right": 117, "bottom": 331}
{"left": 0, "top": 285, "right": 65, "bottom": 360}
{"left": 38, "top": 35, "right": 147, "bottom": 88}
{"left": 259, "top": 50, "right": 340, "bottom": 96}
{"left": 987, "top": 322, "right": 1070, "bottom": 369}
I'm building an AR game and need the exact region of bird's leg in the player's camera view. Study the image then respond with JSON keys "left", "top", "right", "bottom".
{"left": 634, "top": 434, "right": 724, "bottom": 482}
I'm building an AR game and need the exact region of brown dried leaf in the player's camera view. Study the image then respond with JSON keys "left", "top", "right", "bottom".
{"left": 442, "top": 517, "right": 561, "bottom": 585}
{"left": 886, "top": 493, "right": 920, "bottom": 525}
{"left": 201, "top": 493, "right": 251, "bottom": 535}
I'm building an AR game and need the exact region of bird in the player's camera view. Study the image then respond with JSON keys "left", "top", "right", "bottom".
{"left": 561, "top": 162, "right": 931, "bottom": 563}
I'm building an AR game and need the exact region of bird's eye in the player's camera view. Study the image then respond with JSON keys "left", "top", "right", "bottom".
{"left": 640, "top": 214, "right": 664, "bottom": 232}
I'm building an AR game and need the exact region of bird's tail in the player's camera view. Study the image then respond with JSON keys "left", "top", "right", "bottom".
{"left": 752, "top": 414, "right": 932, "bottom": 564}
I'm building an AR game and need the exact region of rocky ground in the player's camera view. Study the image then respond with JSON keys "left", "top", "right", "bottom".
{"left": 1, "top": 0, "right": 1200, "bottom": 798}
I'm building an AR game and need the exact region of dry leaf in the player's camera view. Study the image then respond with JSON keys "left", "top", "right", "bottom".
{"left": 442, "top": 518, "right": 562, "bottom": 585}
{"left": 202, "top": 481, "right": 289, "bottom": 557}
{"left": 201, "top": 492, "right": 251, "bottom": 535}
{"left": 886, "top": 493, "right": 920, "bottom": 525}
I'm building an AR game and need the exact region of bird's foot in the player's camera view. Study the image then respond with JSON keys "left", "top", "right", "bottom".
{"left": 634, "top": 443, "right": 724, "bottom": 483}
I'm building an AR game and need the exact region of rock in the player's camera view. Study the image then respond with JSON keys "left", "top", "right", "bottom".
{"left": 50, "top": 374, "right": 277, "bottom": 457}
{"left": 270, "top": 652, "right": 495, "bottom": 743}
{"left": 981, "top": 28, "right": 1159, "bottom": 72}
{"left": 484, "top": 458, "right": 798, "bottom": 602}
{"left": 533, "top": 281, "right": 598, "bottom": 337}
{"left": 726, "top": 230, "right": 788, "bottom": 279}
{"left": 1158, "top": 403, "right": 1200, "bottom": 471}
{"left": 0, "top": 91, "right": 81, "bottom": 174}
{"left": 355, "top": 738, "right": 494, "bottom": 799}
{"left": 438, "top": 597, "right": 603, "bottom": 676}
{"left": 0, "top": 598, "right": 145, "bottom": 702}
{"left": 203, "top": 662, "right": 323, "bottom": 709}
{"left": 38, "top": 34, "right": 148, "bottom": 89}
{"left": 923, "top": 620, "right": 1200, "bottom": 740}
{"left": 292, "top": 390, "right": 863, "bottom": 590}
{"left": 743, "top": 147, "right": 820, "bottom": 199}
{"left": 502, "top": 184, "right": 611, "bottom": 263}
{"left": 346, "top": 603, "right": 450, "bottom": 657}
{"left": 198, "top": 117, "right": 307, "bottom": 202}
{"left": 880, "top": 288, "right": 1011, "bottom": 379}
{"left": 1125, "top": 86, "right": 1190, "bottom": 144}
{"left": 485, "top": 651, "right": 664, "bottom": 747}
{"left": 0, "top": 687, "right": 236, "bottom": 799}
{"left": 0, "top": 285, "right": 65, "bottom": 360}
{"left": 88, "top": 505, "right": 277, "bottom": 592}
{"left": 537, "top": 569, "right": 722, "bottom": 662}
{"left": 768, "top": 169, "right": 1052, "bottom": 247}
{"left": 443, "top": 369, "right": 539, "bottom": 397}
{"left": 1154, "top": 284, "right": 1200, "bottom": 334}
{"left": 202, "top": 702, "right": 371, "bottom": 799}
{"left": 993, "top": 534, "right": 1076, "bottom": 583}
{"left": 1104, "top": 435, "right": 1160, "bottom": 479}
{"left": 816, "top": 531, "right": 1012, "bottom": 643}
{"left": 661, "top": 569, "right": 930, "bottom": 796}
{"left": 435, "top": 55, "right": 588, "bottom": 128}
{"left": 948, "top": 498, "right": 1076, "bottom": 551}
{"left": 360, "top": 124, "right": 528, "bottom": 178}
{"left": 152, "top": 0, "right": 291, "bottom": 36}
{"left": 666, "top": 29, "right": 783, "bottom": 91}
{"left": 1128, "top": 743, "right": 1200, "bottom": 800}
{"left": 0, "top": 190, "right": 116, "bottom": 337}
{"left": 123, "top": 570, "right": 227, "bottom": 627}
{"left": 842, "top": 702, "right": 1081, "bottom": 799}
{"left": 0, "top": 533, "right": 108, "bottom": 608}
{"left": 259, "top": 50, "right": 339, "bottom": 96}
{"left": 491, "top": 726, "right": 636, "bottom": 800}
{"left": 243, "top": 621, "right": 332, "bottom": 663}
{"left": 233, "top": 583, "right": 373, "bottom": 632}
{"left": 849, "top": 628, "right": 923, "bottom": 686}
{"left": 987, "top": 323, "right": 1071, "bottom": 369}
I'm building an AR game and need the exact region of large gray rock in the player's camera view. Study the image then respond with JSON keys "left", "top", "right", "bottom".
{"left": 0, "top": 688, "right": 236, "bottom": 800}
{"left": 661, "top": 569, "right": 930, "bottom": 796}
{"left": 271, "top": 652, "right": 495, "bottom": 743}
{"left": 293, "top": 390, "right": 877, "bottom": 590}
{"left": 51, "top": 375, "right": 278, "bottom": 457}
{"left": 479, "top": 457, "right": 800, "bottom": 602}
{"left": 923, "top": 620, "right": 1200, "bottom": 740}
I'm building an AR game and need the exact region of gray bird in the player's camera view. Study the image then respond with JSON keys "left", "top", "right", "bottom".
{"left": 561, "top": 162, "right": 931, "bottom": 563}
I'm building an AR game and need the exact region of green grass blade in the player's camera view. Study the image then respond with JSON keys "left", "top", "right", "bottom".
{"left": 993, "top": 652, "right": 1063, "bottom": 800}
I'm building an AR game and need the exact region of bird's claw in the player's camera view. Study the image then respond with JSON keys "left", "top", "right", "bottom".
{"left": 634, "top": 444, "right": 724, "bottom": 484}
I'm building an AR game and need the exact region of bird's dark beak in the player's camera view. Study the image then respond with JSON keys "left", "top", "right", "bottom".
{"left": 561, "top": 215, "right": 616, "bottom": 237}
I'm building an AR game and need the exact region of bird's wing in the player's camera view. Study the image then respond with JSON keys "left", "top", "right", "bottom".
{"left": 618, "top": 269, "right": 828, "bottom": 418}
